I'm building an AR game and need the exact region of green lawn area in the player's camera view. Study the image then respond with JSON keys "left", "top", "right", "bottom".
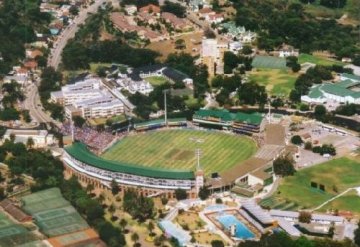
{"left": 144, "top": 76, "right": 169, "bottom": 86}
{"left": 298, "top": 54, "right": 344, "bottom": 66}
{"left": 266, "top": 157, "right": 360, "bottom": 212}
{"left": 248, "top": 68, "right": 298, "bottom": 96}
{"left": 101, "top": 129, "right": 257, "bottom": 176}
{"left": 322, "top": 190, "right": 360, "bottom": 215}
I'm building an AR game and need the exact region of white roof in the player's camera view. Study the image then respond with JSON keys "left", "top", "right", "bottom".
{"left": 270, "top": 209, "right": 345, "bottom": 223}
{"left": 241, "top": 200, "right": 274, "bottom": 225}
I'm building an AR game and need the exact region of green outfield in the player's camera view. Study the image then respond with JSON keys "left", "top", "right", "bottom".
{"left": 249, "top": 68, "right": 297, "bottom": 96}
{"left": 261, "top": 157, "right": 360, "bottom": 213}
{"left": 101, "top": 129, "right": 257, "bottom": 176}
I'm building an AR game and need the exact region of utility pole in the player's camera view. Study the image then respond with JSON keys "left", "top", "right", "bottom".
{"left": 163, "top": 89, "right": 169, "bottom": 126}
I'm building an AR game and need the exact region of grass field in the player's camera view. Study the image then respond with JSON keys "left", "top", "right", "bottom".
{"left": 298, "top": 54, "right": 344, "bottom": 66}
{"left": 251, "top": 56, "right": 287, "bottom": 69}
{"left": 144, "top": 76, "right": 169, "bottom": 86}
{"left": 262, "top": 157, "right": 360, "bottom": 213}
{"left": 249, "top": 68, "right": 297, "bottom": 96}
{"left": 101, "top": 129, "right": 257, "bottom": 176}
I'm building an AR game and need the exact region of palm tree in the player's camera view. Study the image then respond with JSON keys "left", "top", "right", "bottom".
{"left": 26, "top": 137, "right": 34, "bottom": 149}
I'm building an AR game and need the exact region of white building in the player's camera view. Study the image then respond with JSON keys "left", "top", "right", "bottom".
{"left": 50, "top": 78, "right": 102, "bottom": 105}
{"left": 116, "top": 78, "right": 153, "bottom": 95}
{"left": 65, "top": 94, "right": 124, "bottom": 119}
{"left": 124, "top": 5, "right": 137, "bottom": 15}
{"left": 270, "top": 209, "right": 345, "bottom": 225}
{"left": 2, "top": 129, "right": 54, "bottom": 148}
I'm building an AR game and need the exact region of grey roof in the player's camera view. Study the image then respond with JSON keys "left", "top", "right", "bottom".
{"left": 275, "top": 218, "right": 301, "bottom": 237}
{"left": 241, "top": 200, "right": 274, "bottom": 225}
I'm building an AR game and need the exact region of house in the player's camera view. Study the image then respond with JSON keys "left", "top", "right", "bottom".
{"left": 2, "top": 129, "right": 55, "bottom": 147}
{"left": 139, "top": 4, "right": 160, "bottom": 14}
{"left": 229, "top": 41, "right": 243, "bottom": 53}
{"left": 110, "top": 12, "right": 163, "bottom": 42}
{"left": 206, "top": 13, "right": 224, "bottom": 24}
{"left": 220, "top": 22, "right": 256, "bottom": 43}
{"left": 198, "top": 7, "right": 215, "bottom": 18}
{"left": 277, "top": 44, "right": 299, "bottom": 58}
{"left": 23, "top": 60, "right": 38, "bottom": 71}
{"left": 26, "top": 49, "right": 43, "bottom": 59}
{"left": 125, "top": 4, "right": 137, "bottom": 15}
{"left": 161, "top": 12, "right": 189, "bottom": 30}
{"left": 138, "top": 12, "right": 157, "bottom": 25}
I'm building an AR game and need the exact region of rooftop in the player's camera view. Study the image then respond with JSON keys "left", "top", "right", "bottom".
{"left": 194, "top": 109, "right": 263, "bottom": 125}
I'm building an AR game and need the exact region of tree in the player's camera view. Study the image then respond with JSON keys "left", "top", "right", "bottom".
{"left": 304, "top": 141, "right": 312, "bottom": 150}
{"left": 110, "top": 179, "right": 120, "bottom": 195}
{"left": 147, "top": 221, "right": 155, "bottom": 235}
{"left": 314, "top": 105, "right": 327, "bottom": 121}
{"left": 72, "top": 116, "right": 86, "bottom": 128}
{"left": 354, "top": 221, "right": 360, "bottom": 246}
{"left": 224, "top": 51, "right": 239, "bottom": 74}
{"left": 273, "top": 156, "right": 296, "bottom": 177}
{"left": 86, "top": 183, "right": 95, "bottom": 193}
{"left": 120, "top": 218, "right": 128, "bottom": 230}
{"left": 291, "top": 135, "right": 303, "bottom": 145}
{"left": 131, "top": 232, "right": 139, "bottom": 244}
{"left": 299, "top": 211, "right": 312, "bottom": 223}
{"left": 198, "top": 186, "right": 210, "bottom": 200}
{"left": 175, "top": 39, "right": 186, "bottom": 50}
{"left": 241, "top": 45, "right": 253, "bottom": 55}
{"left": 161, "top": 1, "right": 186, "bottom": 17}
{"left": 26, "top": 137, "right": 35, "bottom": 149}
{"left": 211, "top": 240, "right": 224, "bottom": 247}
{"left": 174, "top": 188, "right": 187, "bottom": 200}
{"left": 320, "top": 0, "right": 347, "bottom": 8}
{"left": 108, "top": 203, "right": 116, "bottom": 214}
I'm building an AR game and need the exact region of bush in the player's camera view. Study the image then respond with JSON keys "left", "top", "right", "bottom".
{"left": 299, "top": 103, "right": 310, "bottom": 111}
{"left": 304, "top": 141, "right": 312, "bottom": 150}
{"left": 291, "top": 135, "right": 303, "bottom": 145}
{"left": 215, "top": 198, "right": 223, "bottom": 204}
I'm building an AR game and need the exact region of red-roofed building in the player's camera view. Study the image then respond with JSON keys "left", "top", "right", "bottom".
{"left": 139, "top": 4, "right": 160, "bottom": 14}
{"left": 161, "top": 12, "right": 189, "bottom": 30}
{"left": 24, "top": 60, "right": 38, "bottom": 70}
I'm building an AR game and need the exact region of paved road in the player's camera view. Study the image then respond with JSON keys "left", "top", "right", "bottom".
{"left": 48, "top": 0, "right": 108, "bottom": 69}
{"left": 24, "top": 84, "right": 55, "bottom": 124}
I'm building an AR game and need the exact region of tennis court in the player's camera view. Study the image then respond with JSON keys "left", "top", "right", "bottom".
{"left": 252, "top": 56, "right": 287, "bottom": 69}
{"left": 0, "top": 212, "right": 39, "bottom": 247}
{"left": 21, "top": 188, "right": 89, "bottom": 237}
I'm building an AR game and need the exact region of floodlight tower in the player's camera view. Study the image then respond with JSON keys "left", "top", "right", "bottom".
{"left": 163, "top": 89, "right": 170, "bottom": 127}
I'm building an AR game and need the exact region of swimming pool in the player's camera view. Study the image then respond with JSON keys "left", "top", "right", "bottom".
{"left": 216, "top": 214, "right": 255, "bottom": 239}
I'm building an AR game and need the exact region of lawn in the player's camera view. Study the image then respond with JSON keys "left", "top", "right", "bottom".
{"left": 175, "top": 211, "right": 205, "bottom": 231}
{"left": 101, "top": 129, "right": 257, "bottom": 176}
{"left": 267, "top": 157, "right": 360, "bottom": 212}
{"left": 144, "top": 76, "right": 169, "bottom": 86}
{"left": 248, "top": 68, "right": 298, "bottom": 96}
{"left": 298, "top": 54, "right": 344, "bottom": 66}
{"left": 322, "top": 190, "right": 360, "bottom": 215}
{"left": 194, "top": 232, "right": 225, "bottom": 245}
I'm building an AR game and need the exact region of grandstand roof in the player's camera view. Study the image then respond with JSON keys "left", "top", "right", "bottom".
{"left": 65, "top": 142, "right": 195, "bottom": 180}
{"left": 275, "top": 218, "right": 301, "bottom": 237}
{"left": 194, "top": 109, "right": 263, "bottom": 125}
{"left": 134, "top": 118, "right": 187, "bottom": 128}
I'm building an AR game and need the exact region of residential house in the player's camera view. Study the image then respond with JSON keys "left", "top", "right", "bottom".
{"left": 277, "top": 44, "right": 299, "bottom": 58}
{"left": 26, "top": 49, "right": 43, "bottom": 59}
{"left": 125, "top": 5, "right": 137, "bottom": 15}
{"left": 139, "top": 4, "right": 160, "bottom": 14}
{"left": 161, "top": 12, "right": 189, "bottom": 30}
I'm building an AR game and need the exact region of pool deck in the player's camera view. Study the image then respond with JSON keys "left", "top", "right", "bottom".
{"left": 202, "top": 208, "right": 262, "bottom": 244}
